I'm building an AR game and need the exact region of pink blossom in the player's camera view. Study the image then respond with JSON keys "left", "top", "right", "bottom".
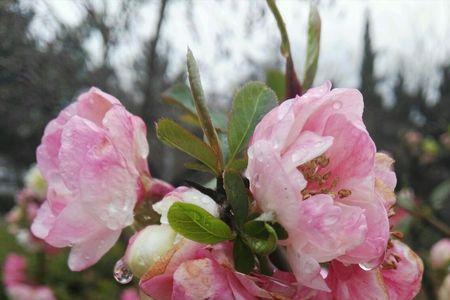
{"left": 318, "top": 240, "right": 423, "bottom": 300}
{"left": 120, "top": 288, "right": 140, "bottom": 300}
{"left": 430, "top": 238, "right": 450, "bottom": 269}
{"left": 139, "top": 240, "right": 302, "bottom": 300}
{"left": 7, "top": 285, "right": 56, "bottom": 300}
{"left": 31, "top": 87, "right": 167, "bottom": 271}
{"left": 3, "top": 254, "right": 27, "bottom": 287}
{"left": 2, "top": 253, "right": 56, "bottom": 300}
{"left": 246, "top": 82, "right": 392, "bottom": 290}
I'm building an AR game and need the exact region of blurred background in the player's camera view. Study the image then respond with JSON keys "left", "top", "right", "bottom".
{"left": 1, "top": 0, "right": 449, "bottom": 299}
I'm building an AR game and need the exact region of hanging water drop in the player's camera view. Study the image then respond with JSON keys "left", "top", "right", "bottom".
{"left": 358, "top": 262, "right": 375, "bottom": 271}
{"left": 113, "top": 258, "right": 133, "bottom": 284}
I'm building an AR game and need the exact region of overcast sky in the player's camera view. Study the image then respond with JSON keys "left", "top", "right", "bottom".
{"left": 24, "top": 0, "right": 450, "bottom": 104}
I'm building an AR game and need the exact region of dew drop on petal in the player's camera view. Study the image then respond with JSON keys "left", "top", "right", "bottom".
{"left": 113, "top": 258, "right": 133, "bottom": 284}
{"left": 332, "top": 101, "right": 342, "bottom": 110}
{"left": 358, "top": 262, "right": 376, "bottom": 271}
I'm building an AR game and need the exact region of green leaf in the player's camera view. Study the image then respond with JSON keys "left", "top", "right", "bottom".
{"left": 227, "top": 158, "right": 248, "bottom": 172}
{"left": 162, "top": 84, "right": 196, "bottom": 113}
{"left": 156, "top": 119, "right": 219, "bottom": 175}
{"left": 272, "top": 223, "right": 289, "bottom": 240}
{"left": 242, "top": 221, "right": 278, "bottom": 256}
{"left": 162, "top": 84, "right": 227, "bottom": 131}
{"left": 430, "top": 179, "right": 450, "bottom": 210}
{"left": 303, "top": 5, "right": 321, "bottom": 90}
{"left": 184, "top": 162, "right": 215, "bottom": 174}
{"left": 167, "top": 202, "right": 234, "bottom": 244}
{"left": 266, "top": 0, "right": 302, "bottom": 99}
{"left": 233, "top": 237, "right": 255, "bottom": 274}
{"left": 224, "top": 171, "right": 249, "bottom": 226}
{"left": 266, "top": 69, "right": 285, "bottom": 101}
{"left": 227, "top": 82, "right": 277, "bottom": 164}
{"left": 186, "top": 49, "right": 223, "bottom": 167}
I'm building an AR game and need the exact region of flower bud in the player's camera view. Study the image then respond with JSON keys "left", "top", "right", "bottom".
{"left": 152, "top": 187, "right": 220, "bottom": 224}
{"left": 431, "top": 238, "right": 450, "bottom": 269}
{"left": 24, "top": 165, "right": 47, "bottom": 199}
{"left": 439, "top": 274, "right": 450, "bottom": 300}
{"left": 125, "top": 225, "right": 177, "bottom": 277}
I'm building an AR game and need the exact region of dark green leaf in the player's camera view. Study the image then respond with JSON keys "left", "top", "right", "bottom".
{"left": 227, "top": 158, "right": 248, "bottom": 172}
{"left": 266, "top": 69, "right": 285, "bottom": 101}
{"left": 233, "top": 237, "right": 255, "bottom": 274}
{"left": 162, "top": 84, "right": 228, "bottom": 131}
{"left": 187, "top": 49, "right": 223, "bottom": 166}
{"left": 224, "top": 171, "right": 249, "bottom": 226}
{"left": 227, "top": 82, "right": 277, "bottom": 164}
{"left": 156, "top": 119, "right": 218, "bottom": 175}
{"left": 167, "top": 202, "right": 234, "bottom": 244}
{"left": 184, "top": 162, "right": 215, "bottom": 174}
{"left": 162, "top": 84, "right": 196, "bottom": 112}
{"left": 303, "top": 5, "right": 321, "bottom": 90}
{"left": 242, "top": 221, "right": 278, "bottom": 256}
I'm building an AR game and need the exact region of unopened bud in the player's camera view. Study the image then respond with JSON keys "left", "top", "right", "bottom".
{"left": 125, "top": 225, "right": 177, "bottom": 278}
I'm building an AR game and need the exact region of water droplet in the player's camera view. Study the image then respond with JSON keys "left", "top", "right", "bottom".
{"left": 332, "top": 101, "right": 342, "bottom": 110}
{"left": 358, "top": 262, "right": 375, "bottom": 271}
{"left": 113, "top": 258, "right": 133, "bottom": 284}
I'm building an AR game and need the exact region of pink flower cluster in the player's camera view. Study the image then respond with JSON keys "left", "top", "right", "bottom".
{"left": 3, "top": 253, "right": 55, "bottom": 300}
{"left": 28, "top": 85, "right": 423, "bottom": 299}
{"left": 246, "top": 82, "right": 422, "bottom": 297}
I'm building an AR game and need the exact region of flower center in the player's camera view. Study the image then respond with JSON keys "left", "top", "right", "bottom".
{"left": 298, "top": 154, "right": 351, "bottom": 200}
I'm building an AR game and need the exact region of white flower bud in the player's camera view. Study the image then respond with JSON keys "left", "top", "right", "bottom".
{"left": 24, "top": 165, "right": 47, "bottom": 199}
{"left": 125, "top": 224, "right": 177, "bottom": 278}
{"left": 152, "top": 187, "right": 220, "bottom": 224}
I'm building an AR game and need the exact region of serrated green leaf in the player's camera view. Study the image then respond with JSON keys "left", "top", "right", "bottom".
{"left": 266, "top": 69, "right": 285, "bottom": 101}
{"left": 303, "top": 5, "right": 321, "bottom": 90}
{"left": 167, "top": 202, "right": 234, "bottom": 244}
{"left": 156, "top": 119, "right": 219, "bottom": 175}
{"left": 227, "top": 82, "right": 277, "bottom": 164}
{"left": 233, "top": 237, "right": 255, "bottom": 274}
{"left": 224, "top": 171, "right": 249, "bottom": 226}
{"left": 242, "top": 221, "right": 278, "bottom": 256}
{"left": 162, "top": 84, "right": 228, "bottom": 131}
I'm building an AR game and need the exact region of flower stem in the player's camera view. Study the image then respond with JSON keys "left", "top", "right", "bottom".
{"left": 399, "top": 204, "right": 450, "bottom": 237}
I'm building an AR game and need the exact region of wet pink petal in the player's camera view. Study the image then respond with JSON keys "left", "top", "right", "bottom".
{"left": 32, "top": 87, "right": 157, "bottom": 271}
{"left": 247, "top": 82, "right": 392, "bottom": 289}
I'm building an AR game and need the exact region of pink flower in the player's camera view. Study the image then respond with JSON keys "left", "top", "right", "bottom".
{"left": 3, "top": 254, "right": 27, "bottom": 287}
{"left": 120, "top": 288, "right": 140, "bottom": 300}
{"left": 319, "top": 240, "right": 423, "bottom": 300}
{"left": 430, "top": 238, "right": 450, "bottom": 269}
{"left": 31, "top": 87, "right": 166, "bottom": 271}
{"left": 7, "top": 285, "right": 55, "bottom": 300}
{"left": 246, "top": 82, "right": 392, "bottom": 290}
{"left": 3, "top": 253, "right": 56, "bottom": 300}
{"left": 139, "top": 240, "right": 300, "bottom": 300}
